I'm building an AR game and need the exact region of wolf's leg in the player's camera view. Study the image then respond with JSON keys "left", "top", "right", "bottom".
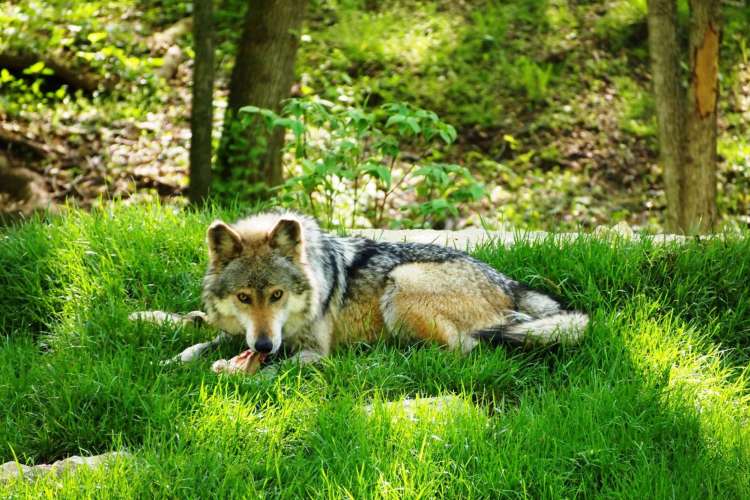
{"left": 258, "top": 319, "right": 330, "bottom": 376}
{"left": 129, "top": 310, "right": 208, "bottom": 327}
{"left": 129, "top": 309, "right": 224, "bottom": 364}
{"left": 381, "top": 262, "right": 512, "bottom": 354}
{"left": 253, "top": 349, "right": 323, "bottom": 379}
{"left": 162, "top": 331, "right": 230, "bottom": 365}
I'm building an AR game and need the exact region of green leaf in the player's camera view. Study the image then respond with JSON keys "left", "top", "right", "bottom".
{"left": 23, "top": 61, "right": 46, "bottom": 75}
{"left": 385, "top": 115, "right": 406, "bottom": 128}
{"left": 87, "top": 32, "right": 107, "bottom": 44}
{"left": 239, "top": 105, "right": 261, "bottom": 114}
{"left": 363, "top": 163, "right": 392, "bottom": 186}
{"left": 374, "top": 137, "right": 399, "bottom": 157}
{"left": 438, "top": 125, "right": 457, "bottom": 144}
{"left": 405, "top": 117, "right": 421, "bottom": 134}
{"left": 272, "top": 117, "right": 304, "bottom": 136}
{"left": 0, "top": 69, "right": 13, "bottom": 83}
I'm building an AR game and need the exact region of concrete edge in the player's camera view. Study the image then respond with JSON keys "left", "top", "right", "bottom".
{"left": 349, "top": 228, "right": 689, "bottom": 250}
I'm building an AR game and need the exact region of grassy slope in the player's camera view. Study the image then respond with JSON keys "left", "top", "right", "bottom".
{"left": 1, "top": 204, "right": 749, "bottom": 497}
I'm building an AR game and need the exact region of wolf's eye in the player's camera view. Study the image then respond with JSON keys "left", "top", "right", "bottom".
{"left": 237, "top": 292, "right": 252, "bottom": 304}
{"left": 270, "top": 289, "right": 284, "bottom": 302}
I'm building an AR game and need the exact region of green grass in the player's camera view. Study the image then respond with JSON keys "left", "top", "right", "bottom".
{"left": 1, "top": 203, "right": 750, "bottom": 498}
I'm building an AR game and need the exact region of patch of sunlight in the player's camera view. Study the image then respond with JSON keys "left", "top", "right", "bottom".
{"left": 181, "top": 384, "right": 314, "bottom": 452}
{"left": 327, "top": 6, "right": 461, "bottom": 68}
{"left": 362, "top": 393, "right": 487, "bottom": 499}
{"left": 545, "top": 0, "right": 578, "bottom": 31}
{"left": 624, "top": 302, "right": 750, "bottom": 458}
{"left": 595, "top": 0, "right": 648, "bottom": 37}
{"left": 363, "top": 394, "right": 478, "bottom": 424}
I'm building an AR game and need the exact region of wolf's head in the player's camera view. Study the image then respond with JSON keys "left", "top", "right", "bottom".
{"left": 201, "top": 216, "right": 312, "bottom": 354}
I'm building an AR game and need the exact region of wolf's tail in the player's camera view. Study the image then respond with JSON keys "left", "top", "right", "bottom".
{"left": 473, "top": 289, "right": 588, "bottom": 347}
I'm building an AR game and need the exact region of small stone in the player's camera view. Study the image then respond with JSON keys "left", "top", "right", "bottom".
{"left": 362, "top": 395, "right": 471, "bottom": 421}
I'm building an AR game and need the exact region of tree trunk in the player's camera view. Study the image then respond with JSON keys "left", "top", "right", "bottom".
{"left": 216, "top": 0, "right": 307, "bottom": 196}
{"left": 189, "top": 0, "right": 215, "bottom": 204}
{"left": 647, "top": 0, "right": 720, "bottom": 233}
{"left": 647, "top": 0, "right": 686, "bottom": 232}
{"left": 684, "top": 0, "right": 720, "bottom": 233}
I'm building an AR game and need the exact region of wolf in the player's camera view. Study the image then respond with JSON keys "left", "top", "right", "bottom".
{"left": 135, "top": 211, "right": 588, "bottom": 369}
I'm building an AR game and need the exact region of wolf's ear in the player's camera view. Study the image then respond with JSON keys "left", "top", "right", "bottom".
{"left": 207, "top": 220, "right": 243, "bottom": 264}
{"left": 268, "top": 218, "right": 302, "bottom": 257}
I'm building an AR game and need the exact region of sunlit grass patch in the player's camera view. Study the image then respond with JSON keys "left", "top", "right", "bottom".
{"left": 1, "top": 202, "right": 749, "bottom": 497}
{"left": 624, "top": 304, "right": 750, "bottom": 464}
{"left": 317, "top": 4, "right": 461, "bottom": 69}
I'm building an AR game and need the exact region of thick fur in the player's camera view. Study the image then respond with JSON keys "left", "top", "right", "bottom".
{"left": 199, "top": 210, "right": 589, "bottom": 364}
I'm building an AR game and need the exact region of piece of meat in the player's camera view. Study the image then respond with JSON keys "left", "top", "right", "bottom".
{"left": 211, "top": 349, "right": 266, "bottom": 375}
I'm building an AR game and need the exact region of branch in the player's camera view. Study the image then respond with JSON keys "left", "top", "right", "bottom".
{"left": 0, "top": 124, "right": 68, "bottom": 158}
{"left": 148, "top": 17, "right": 193, "bottom": 52}
{"left": 0, "top": 51, "right": 108, "bottom": 92}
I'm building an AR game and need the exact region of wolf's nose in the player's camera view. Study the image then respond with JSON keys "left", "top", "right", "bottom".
{"left": 255, "top": 337, "right": 273, "bottom": 353}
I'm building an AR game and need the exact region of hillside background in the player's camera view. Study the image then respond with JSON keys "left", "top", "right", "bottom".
{"left": 1, "top": 0, "right": 749, "bottom": 230}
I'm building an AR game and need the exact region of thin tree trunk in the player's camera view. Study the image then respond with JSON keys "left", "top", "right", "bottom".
{"left": 684, "top": 0, "right": 720, "bottom": 232}
{"left": 189, "top": 0, "right": 214, "bottom": 204}
{"left": 216, "top": 0, "right": 307, "bottom": 195}
{"left": 647, "top": 0, "right": 686, "bottom": 232}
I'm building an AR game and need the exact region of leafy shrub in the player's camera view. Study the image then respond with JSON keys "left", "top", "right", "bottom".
{"left": 239, "top": 98, "right": 486, "bottom": 228}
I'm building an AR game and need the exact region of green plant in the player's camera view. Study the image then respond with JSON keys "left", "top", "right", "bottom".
{"left": 212, "top": 110, "right": 273, "bottom": 198}
{"left": 512, "top": 57, "right": 555, "bottom": 103}
{"left": 239, "top": 98, "right": 486, "bottom": 228}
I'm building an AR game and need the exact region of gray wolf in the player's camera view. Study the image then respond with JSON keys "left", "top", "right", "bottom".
{"left": 134, "top": 211, "right": 588, "bottom": 369}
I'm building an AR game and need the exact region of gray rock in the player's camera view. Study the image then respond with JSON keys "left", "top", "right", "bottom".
{"left": 363, "top": 395, "right": 471, "bottom": 422}
{"left": 1, "top": 451, "right": 130, "bottom": 483}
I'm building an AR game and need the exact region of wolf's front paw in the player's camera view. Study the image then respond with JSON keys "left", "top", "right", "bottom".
{"left": 210, "top": 359, "right": 231, "bottom": 373}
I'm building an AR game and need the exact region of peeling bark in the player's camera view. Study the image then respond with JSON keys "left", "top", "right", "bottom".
{"left": 692, "top": 21, "right": 719, "bottom": 118}
{"left": 684, "top": 0, "right": 720, "bottom": 233}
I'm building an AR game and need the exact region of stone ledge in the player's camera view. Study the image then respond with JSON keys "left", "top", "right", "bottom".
{"left": 1, "top": 452, "right": 130, "bottom": 483}
{"left": 350, "top": 225, "right": 687, "bottom": 250}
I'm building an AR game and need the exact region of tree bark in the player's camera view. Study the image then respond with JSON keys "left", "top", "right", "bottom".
{"left": 189, "top": 0, "right": 215, "bottom": 204}
{"left": 216, "top": 0, "right": 307, "bottom": 195}
{"left": 684, "top": 0, "right": 720, "bottom": 233}
{"left": 647, "top": 0, "right": 720, "bottom": 233}
{"left": 647, "top": 0, "right": 686, "bottom": 232}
